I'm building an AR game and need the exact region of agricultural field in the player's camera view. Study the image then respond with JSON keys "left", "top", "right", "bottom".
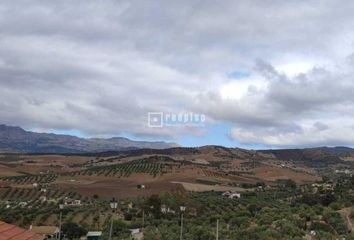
{"left": 0, "top": 148, "right": 353, "bottom": 239}
{"left": 0, "top": 174, "right": 353, "bottom": 239}
{"left": 3, "top": 173, "right": 58, "bottom": 185}
{"left": 72, "top": 159, "right": 166, "bottom": 178}
{"left": 0, "top": 186, "right": 113, "bottom": 230}
{"left": 0, "top": 149, "right": 344, "bottom": 202}
{"left": 171, "top": 181, "right": 250, "bottom": 192}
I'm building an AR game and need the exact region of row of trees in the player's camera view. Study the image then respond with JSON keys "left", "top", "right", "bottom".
{"left": 1, "top": 173, "right": 353, "bottom": 239}
{"left": 111, "top": 178, "right": 353, "bottom": 240}
{"left": 3, "top": 173, "right": 58, "bottom": 184}
{"left": 71, "top": 161, "right": 165, "bottom": 178}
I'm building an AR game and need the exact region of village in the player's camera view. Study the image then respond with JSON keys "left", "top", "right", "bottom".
{"left": 0, "top": 169, "right": 353, "bottom": 239}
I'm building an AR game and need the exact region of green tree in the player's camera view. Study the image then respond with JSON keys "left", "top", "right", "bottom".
{"left": 62, "top": 222, "right": 87, "bottom": 240}
{"left": 106, "top": 219, "right": 130, "bottom": 239}
{"left": 144, "top": 194, "right": 162, "bottom": 218}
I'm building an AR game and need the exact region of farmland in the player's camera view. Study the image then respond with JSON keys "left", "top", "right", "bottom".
{"left": 0, "top": 146, "right": 349, "bottom": 201}
{"left": 0, "top": 173, "right": 353, "bottom": 239}
{"left": 0, "top": 146, "right": 353, "bottom": 239}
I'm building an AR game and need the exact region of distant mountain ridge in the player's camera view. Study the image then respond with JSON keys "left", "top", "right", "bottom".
{"left": 1, "top": 123, "right": 354, "bottom": 170}
{"left": 316, "top": 146, "right": 354, "bottom": 155}
{"left": 0, "top": 124, "right": 178, "bottom": 153}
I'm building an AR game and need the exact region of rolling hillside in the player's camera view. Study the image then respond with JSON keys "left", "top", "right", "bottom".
{"left": 0, "top": 124, "right": 178, "bottom": 153}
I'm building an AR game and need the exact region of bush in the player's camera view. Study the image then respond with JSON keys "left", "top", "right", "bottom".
{"left": 323, "top": 210, "right": 348, "bottom": 235}
{"left": 62, "top": 222, "right": 87, "bottom": 240}
{"left": 329, "top": 202, "right": 342, "bottom": 211}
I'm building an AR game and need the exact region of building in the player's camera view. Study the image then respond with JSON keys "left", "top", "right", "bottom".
{"left": 229, "top": 193, "right": 241, "bottom": 199}
{"left": 222, "top": 191, "right": 241, "bottom": 199}
{"left": 130, "top": 228, "right": 140, "bottom": 235}
{"left": 311, "top": 182, "right": 334, "bottom": 191}
{"left": 129, "top": 229, "right": 143, "bottom": 240}
{"left": 160, "top": 205, "right": 176, "bottom": 214}
{"left": 64, "top": 198, "right": 82, "bottom": 206}
{"left": 222, "top": 191, "right": 231, "bottom": 197}
{"left": 335, "top": 169, "right": 351, "bottom": 175}
{"left": 86, "top": 231, "right": 102, "bottom": 240}
{"left": 39, "top": 192, "right": 47, "bottom": 202}
{"left": 0, "top": 221, "right": 44, "bottom": 240}
{"left": 30, "top": 226, "right": 60, "bottom": 239}
{"left": 161, "top": 204, "right": 167, "bottom": 213}
{"left": 18, "top": 201, "right": 28, "bottom": 208}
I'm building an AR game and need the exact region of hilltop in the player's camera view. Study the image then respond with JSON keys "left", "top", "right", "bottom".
{"left": 0, "top": 124, "right": 178, "bottom": 153}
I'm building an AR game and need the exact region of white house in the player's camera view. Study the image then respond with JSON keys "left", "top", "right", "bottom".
{"left": 222, "top": 191, "right": 231, "bottom": 197}
{"left": 64, "top": 198, "right": 82, "bottom": 206}
{"left": 229, "top": 193, "right": 241, "bottom": 199}
{"left": 130, "top": 228, "right": 140, "bottom": 235}
{"left": 129, "top": 229, "right": 142, "bottom": 240}
{"left": 222, "top": 191, "right": 241, "bottom": 199}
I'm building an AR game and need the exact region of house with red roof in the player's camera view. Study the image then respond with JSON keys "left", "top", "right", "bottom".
{"left": 0, "top": 221, "right": 44, "bottom": 240}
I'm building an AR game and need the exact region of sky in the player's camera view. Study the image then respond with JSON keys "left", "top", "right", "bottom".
{"left": 1, "top": 1, "right": 354, "bottom": 148}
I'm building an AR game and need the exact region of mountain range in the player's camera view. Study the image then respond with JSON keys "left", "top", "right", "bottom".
{"left": 0, "top": 124, "right": 178, "bottom": 153}
{"left": 1, "top": 124, "right": 354, "bottom": 167}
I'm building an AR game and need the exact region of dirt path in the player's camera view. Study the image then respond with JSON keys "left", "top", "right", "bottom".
{"left": 338, "top": 208, "right": 354, "bottom": 234}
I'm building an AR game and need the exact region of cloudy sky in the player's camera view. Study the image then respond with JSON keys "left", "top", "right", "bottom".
{"left": 1, "top": 0, "right": 354, "bottom": 148}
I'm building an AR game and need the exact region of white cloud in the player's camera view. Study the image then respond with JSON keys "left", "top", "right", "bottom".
{"left": 1, "top": 0, "right": 354, "bottom": 147}
{"left": 220, "top": 76, "right": 268, "bottom": 100}
{"left": 215, "top": 58, "right": 354, "bottom": 147}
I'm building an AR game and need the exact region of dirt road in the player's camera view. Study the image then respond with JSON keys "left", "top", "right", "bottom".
{"left": 338, "top": 208, "right": 354, "bottom": 234}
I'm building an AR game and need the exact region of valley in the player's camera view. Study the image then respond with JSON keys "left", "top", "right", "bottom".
{"left": 0, "top": 145, "right": 353, "bottom": 239}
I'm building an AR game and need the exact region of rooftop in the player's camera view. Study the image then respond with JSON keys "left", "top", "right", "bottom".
{"left": 0, "top": 221, "right": 44, "bottom": 240}
{"left": 87, "top": 231, "right": 102, "bottom": 236}
{"left": 30, "top": 226, "right": 59, "bottom": 235}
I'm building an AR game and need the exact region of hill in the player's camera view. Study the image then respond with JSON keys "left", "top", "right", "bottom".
{"left": 0, "top": 124, "right": 178, "bottom": 153}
